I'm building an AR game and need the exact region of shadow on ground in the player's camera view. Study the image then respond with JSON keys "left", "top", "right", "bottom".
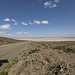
{"left": 0, "top": 59, "right": 9, "bottom": 67}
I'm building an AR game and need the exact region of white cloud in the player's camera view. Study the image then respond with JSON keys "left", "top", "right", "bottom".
{"left": 4, "top": 34, "right": 14, "bottom": 37}
{"left": 21, "top": 20, "right": 49, "bottom": 25}
{"left": 44, "top": 1, "right": 58, "bottom": 8}
{"left": 24, "top": 32, "right": 31, "bottom": 36}
{"left": 3, "top": 18, "right": 10, "bottom": 21}
{"left": 41, "top": 21, "right": 49, "bottom": 24}
{"left": 34, "top": 20, "right": 41, "bottom": 24}
{"left": 54, "top": 0, "right": 60, "bottom": 3}
{"left": 15, "top": 32, "right": 31, "bottom": 36}
{"left": 0, "top": 24, "right": 11, "bottom": 29}
{"left": 44, "top": 1, "right": 51, "bottom": 7}
{"left": 11, "top": 19, "right": 16, "bottom": 22}
{"left": 53, "top": 4, "right": 57, "bottom": 7}
{"left": 16, "top": 32, "right": 22, "bottom": 34}
{"left": 0, "top": 31, "right": 6, "bottom": 34}
{"left": 21, "top": 22, "right": 28, "bottom": 25}
{"left": 50, "top": 4, "right": 57, "bottom": 8}
{"left": 11, "top": 19, "right": 18, "bottom": 25}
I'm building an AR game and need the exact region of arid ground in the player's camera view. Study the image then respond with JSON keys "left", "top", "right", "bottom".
{"left": 8, "top": 41, "right": 75, "bottom": 75}
{"left": 0, "top": 37, "right": 75, "bottom": 75}
{"left": 20, "top": 38, "right": 75, "bottom": 41}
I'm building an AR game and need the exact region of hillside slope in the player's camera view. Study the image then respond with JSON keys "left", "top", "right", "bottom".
{"left": 9, "top": 42, "right": 75, "bottom": 75}
{"left": 0, "top": 37, "right": 26, "bottom": 45}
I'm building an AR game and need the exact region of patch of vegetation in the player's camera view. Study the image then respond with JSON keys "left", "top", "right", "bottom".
{"left": 13, "top": 41, "right": 75, "bottom": 75}
{"left": 21, "top": 48, "right": 40, "bottom": 57}
{"left": 28, "top": 48, "right": 40, "bottom": 54}
{"left": 30, "top": 41, "right": 75, "bottom": 54}
{"left": 4, "top": 63, "right": 11, "bottom": 69}
{"left": 64, "top": 47, "right": 75, "bottom": 53}
{"left": 12, "top": 58, "right": 18, "bottom": 65}
{"left": 0, "top": 71, "right": 8, "bottom": 75}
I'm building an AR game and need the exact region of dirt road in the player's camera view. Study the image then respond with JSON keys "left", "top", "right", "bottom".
{"left": 0, "top": 42, "right": 29, "bottom": 62}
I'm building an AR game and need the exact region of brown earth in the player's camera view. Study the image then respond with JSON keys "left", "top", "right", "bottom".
{"left": 8, "top": 41, "right": 75, "bottom": 75}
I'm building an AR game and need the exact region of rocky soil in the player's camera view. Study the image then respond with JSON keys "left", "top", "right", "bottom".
{"left": 8, "top": 42, "right": 75, "bottom": 75}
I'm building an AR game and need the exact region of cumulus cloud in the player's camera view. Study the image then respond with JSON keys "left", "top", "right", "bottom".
{"left": 21, "top": 22, "right": 28, "bottom": 25}
{"left": 44, "top": 1, "right": 51, "bottom": 7}
{"left": 21, "top": 20, "right": 48, "bottom": 25}
{"left": 41, "top": 21, "right": 49, "bottom": 24}
{"left": 34, "top": 20, "right": 41, "bottom": 24}
{"left": 28, "top": 20, "right": 49, "bottom": 25}
{"left": 50, "top": 4, "right": 57, "bottom": 8}
{"left": 3, "top": 18, "right": 18, "bottom": 25}
{"left": 3, "top": 18, "right": 10, "bottom": 21}
{"left": 0, "top": 24, "right": 11, "bottom": 29}
{"left": 0, "top": 31, "right": 6, "bottom": 34}
{"left": 54, "top": 0, "right": 60, "bottom": 3}
{"left": 11, "top": 19, "right": 16, "bottom": 22}
{"left": 11, "top": 19, "right": 18, "bottom": 25}
{"left": 44, "top": 1, "right": 58, "bottom": 8}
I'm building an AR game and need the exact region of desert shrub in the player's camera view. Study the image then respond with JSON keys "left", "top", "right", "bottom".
{"left": 37, "top": 45, "right": 41, "bottom": 48}
{"left": 28, "top": 48, "right": 40, "bottom": 54}
{"left": 64, "top": 47, "right": 75, "bottom": 53}
{"left": 0, "top": 71, "right": 8, "bottom": 75}
{"left": 51, "top": 45, "right": 75, "bottom": 53}
{"left": 12, "top": 58, "right": 18, "bottom": 65}
{"left": 5, "top": 63, "right": 11, "bottom": 69}
{"left": 51, "top": 45, "right": 66, "bottom": 50}
{"left": 21, "top": 48, "right": 40, "bottom": 58}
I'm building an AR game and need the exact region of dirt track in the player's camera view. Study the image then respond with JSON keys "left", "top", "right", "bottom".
{"left": 0, "top": 42, "right": 29, "bottom": 62}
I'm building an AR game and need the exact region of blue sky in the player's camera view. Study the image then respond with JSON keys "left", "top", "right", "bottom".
{"left": 0, "top": 0, "right": 75, "bottom": 38}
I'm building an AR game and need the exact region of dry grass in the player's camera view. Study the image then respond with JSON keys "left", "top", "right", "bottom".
{"left": 0, "top": 37, "right": 27, "bottom": 46}
{"left": 30, "top": 41, "right": 75, "bottom": 53}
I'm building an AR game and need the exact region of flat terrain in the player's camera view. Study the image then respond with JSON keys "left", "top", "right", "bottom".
{"left": 20, "top": 38, "right": 75, "bottom": 41}
{"left": 0, "top": 42, "right": 29, "bottom": 61}
{"left": 0, "top": 42, "right": 29, "bottom": 71}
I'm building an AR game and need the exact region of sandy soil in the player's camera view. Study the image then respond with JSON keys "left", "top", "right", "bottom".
{"left": 19, "top": 38, "right": 75, "bottom": 41}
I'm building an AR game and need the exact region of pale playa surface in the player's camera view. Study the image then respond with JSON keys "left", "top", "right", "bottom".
{"left": 19, "top": 38, "right": 75, "bottom": 41}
